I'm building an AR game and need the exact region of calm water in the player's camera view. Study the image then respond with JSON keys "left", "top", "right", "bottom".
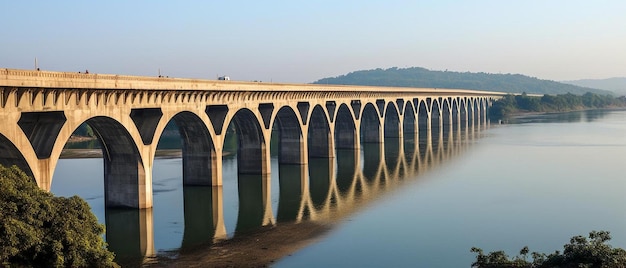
{"left": 51, "top": 109, "right": 626, "bottom": 267}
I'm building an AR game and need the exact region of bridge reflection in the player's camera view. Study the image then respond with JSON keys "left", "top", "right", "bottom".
{"left": 106, "top": 119, "right": 489, "bottom": 265}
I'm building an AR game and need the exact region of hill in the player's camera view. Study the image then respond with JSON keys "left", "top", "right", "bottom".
{"left": 562, "top": 77, "right": 626, "bottom": 96}
{"left": 313, "top": 67, "right": 612, "bottom": 95}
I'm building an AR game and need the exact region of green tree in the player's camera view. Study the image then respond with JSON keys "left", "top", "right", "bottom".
{"left": 0, "top": 165, "right": 118, "bottom": 267}
{"left": 491, "top": 92, "right": 626, "bottom": 119}
{"left": 73, "top": 123, "right": 95, "bottom": 138}
{"left": 472, "top": 231, "right": 626, "bottom": 268}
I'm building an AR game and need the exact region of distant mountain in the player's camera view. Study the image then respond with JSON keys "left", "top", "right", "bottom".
{"left": 313, "top": 67, "right": 612, "bottom": 95}
{"left": 562, "top": 77, "right": 626, "bottom": 96}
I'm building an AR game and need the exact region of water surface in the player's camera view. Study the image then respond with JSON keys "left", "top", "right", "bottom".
{"left": 51, "top": 109, "right": 626, "bottom": 267}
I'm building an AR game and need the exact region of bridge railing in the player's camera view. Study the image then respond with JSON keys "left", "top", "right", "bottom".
{"left": 1, "top": 68, "right": 509, "bottom": 95}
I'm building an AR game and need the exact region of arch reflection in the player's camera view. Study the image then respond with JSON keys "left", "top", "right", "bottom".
{"left": 104, "top": 118, "right": 490, "bottom": 265}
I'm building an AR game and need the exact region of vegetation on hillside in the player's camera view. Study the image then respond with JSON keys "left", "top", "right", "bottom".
{"left": 471, "top": 231, "right": 626, "bottom": 268}
{"left": 0, "top": 164, "right": 118, "bottom": 267}
{"left": 490, "top": 92, "right": 626, "bottom": 119}
{"left": 313, "top": 67, "right": 612, "bottom": 95}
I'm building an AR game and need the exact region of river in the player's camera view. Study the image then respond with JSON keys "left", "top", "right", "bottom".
{"left": 50, "top": 109, "right": 626, "bottom": 267}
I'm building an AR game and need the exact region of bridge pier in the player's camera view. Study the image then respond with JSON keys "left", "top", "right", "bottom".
{"left": 211, "top": 147, "right": 224, "bottom": 186}
{"left": 35, "top": 158, "right": 54, "bottom": 191}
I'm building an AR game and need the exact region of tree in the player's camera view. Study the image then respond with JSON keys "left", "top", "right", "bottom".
{"left": 490, "top": 92, "right": 626, "bottom": 119}
{"left": 0, "top": 165, "right": 118, "bottom": 267}
{"left": 472, "top": 231, "right": 626, "bottom": 268}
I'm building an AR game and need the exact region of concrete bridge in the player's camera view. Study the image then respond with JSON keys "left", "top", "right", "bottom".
{"left": 0, "top": 68, "right": 505, "bottom": 209}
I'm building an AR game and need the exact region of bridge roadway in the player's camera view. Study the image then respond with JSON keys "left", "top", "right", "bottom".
{"left": 0, "top": 68, "right": 505, "bottom": 209}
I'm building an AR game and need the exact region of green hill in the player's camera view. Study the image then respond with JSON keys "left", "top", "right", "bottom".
{"left": 313, "top": 67, "right": 612, "bottom": 95}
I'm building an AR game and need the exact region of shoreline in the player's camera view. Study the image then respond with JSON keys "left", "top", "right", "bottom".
{"left": 496, "top": 107, "right": 626, "bottom": 123}
{"left": 145, "top": 221, "right": 334, "bottom": 268}
{"left": 60, "top": 149, "right": 234, "bottom": 159}
{"left": 60, "top": 149, "right": 184, "bottom": 159}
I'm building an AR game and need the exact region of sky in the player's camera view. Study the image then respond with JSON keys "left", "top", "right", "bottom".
{"left": 1, "top": 0, "right": 625, "bottom": 83}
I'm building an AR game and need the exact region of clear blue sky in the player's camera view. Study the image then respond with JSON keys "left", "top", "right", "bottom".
{"left": 2, "top": 1, "right": 624, "bottom": 83}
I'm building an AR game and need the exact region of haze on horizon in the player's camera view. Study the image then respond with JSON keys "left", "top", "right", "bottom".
{"left": 2, "top": 1, "right": 624, "bottom": 83}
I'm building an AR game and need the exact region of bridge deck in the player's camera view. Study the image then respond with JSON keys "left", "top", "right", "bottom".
{"left": 1, "top": 68, "right": 505, "bottom": 96}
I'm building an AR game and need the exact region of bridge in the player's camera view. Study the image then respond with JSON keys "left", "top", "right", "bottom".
{"left": 0, "top": 68, "right": 505, "bottom": 209}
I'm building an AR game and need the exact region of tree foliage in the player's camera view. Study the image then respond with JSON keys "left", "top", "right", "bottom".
{"left": 0, "top": 165, "right": 118, "bottom": 267}
{"left": 313, "top": 67, "right": 613, "bottom": 95}
{"left": 490, "top": 92, "right": 626, "bottom": 119}
{"left": 472, "top": 231, "right": 626, "bottom": 268}
{"left": 72, "top": 123, "right": 95, "bottom": 137}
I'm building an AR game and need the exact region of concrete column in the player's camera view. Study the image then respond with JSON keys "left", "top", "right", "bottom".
{"left": 349, "top": 121, "right": 362, "bottom": 151}
{"left": 35, "top": 158, "right": 54, "bottom": 191}
{"left": 299, "top": 137, "right": 309, "bottom": 165}
{"left": 261, "top": 128, "right": 272, "bottom": 174}
{"left": 327, "top": 128, "right": 336, "bottom": 158}
{"left": 397, "top": 116, "right": 405, "bottom": 140}
{"left": 138, "top": 162, "right": 153, "bottom": 209}
{"left": 211, "top": 147, "right": 224, "bottom": 186}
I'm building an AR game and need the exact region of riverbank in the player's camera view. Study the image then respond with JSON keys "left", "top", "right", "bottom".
{"left": 489, "top": 93, "right": 626, "bottom": 120}
{"left": 60, "top": 149, "right": 183, "bottom": 159}
{"left": 496, "top": 107, "right": 626, "bottom": 123}
{"left": 146, "top": 221, "right": 333, "bottom": 268}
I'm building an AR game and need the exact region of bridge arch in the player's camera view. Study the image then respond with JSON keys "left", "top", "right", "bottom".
{"left": 224, "top": 108, "right": 266, "bottom": 174}
{"left": 158, "top": 111, "right": 216, "bottom": 186}
{"left": 417, "top": 99, "right": 430, "bottom": 130}
{"left": 451, "top": 98, "right": 461, "bottom": 126}
{"left": 0, "top": 133, "right": 35, "bottom": 180}
{"left": 430, "top": 98, "right": 442, "bottom": 129}
{"left": 86, "top": 116, "right": 148, "bottom": 208}
{"left": 465, "top": 97, "right": 473, "bottom": 123}
{"left": 360, "top": 102, "right": 381, "bottom": 143}
{"left": 459, "top": 98, "right": 469, "bottom": 124}
{"left": 472, "top": 98, "right": 481, "bottom": 123}
{"left": 335, "top": 103, "right": 357, "bottom": 149}
{"left": 272, "top": 105, "right": 305, "bottom": 164}
{"left": 384, "top": 101, "right": 401, "bottom": 138}
{"left": 308, "top": 104, "right": 332, "bottom": 158}
{"left": 441, "top": 98, "right": 452, "bottom": 126}
{"left": 32, "top": 111, "right": 152, "bottom": 208}
{"left": 402, "top": 100, "right": 417, "bottom": 138}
